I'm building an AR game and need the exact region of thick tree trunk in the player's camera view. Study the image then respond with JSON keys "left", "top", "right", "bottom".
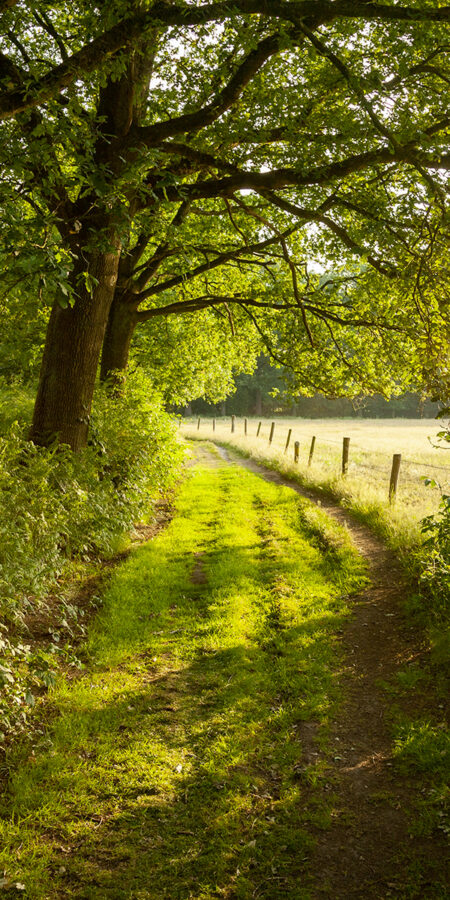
{"left": 29, "top": 240, "right": 121, "bottom": 451}
{"left": 100, "top": 295, "right": 137, "bottom": 384}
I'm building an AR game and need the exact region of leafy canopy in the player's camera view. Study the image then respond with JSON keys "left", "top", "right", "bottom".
{"left": 0, "top": 0, "right": 448, "bottom": 397}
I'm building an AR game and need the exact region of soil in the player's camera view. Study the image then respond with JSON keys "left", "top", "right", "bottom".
{"left": 212, "top": 444, "right": 448, "bottom": 899}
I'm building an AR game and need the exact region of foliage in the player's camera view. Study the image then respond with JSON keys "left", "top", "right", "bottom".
{"left": 190, "top": 355, "right": 440, "bottom": 418}
{"left": 420, "top": 493, "right": 450, "bottom": 611}
{"left": 0, "top": 631, "right": 82, "bottom": 744}
{"left": 132, "top": 307, "right": 260, "bottom": 406}
{"left": 419, "top": 409, "right": 450, "bottom": 616}
{"left": 0, "top": 278, "right": 49, "bottom": 383}
{"left": 0, "top": 371, "right": 183, "bottom": 740}
{"left": 0, "top": 0, "right": 448, "bottom": 443}
{"left": 0, "top": 378, "right": 35, "bottom": 432}
{"left": 0, "top": 372, "right": 182, "bottom": 623}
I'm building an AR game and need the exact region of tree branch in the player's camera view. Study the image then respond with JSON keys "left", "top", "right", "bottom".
{"left": 135, "top": 226, "right": 300, "bottom": 303}
{"left": 298, "top": 21, "right": 400, "bottom": 150}
{"left": 125, "top": 31, "right": 297, "bottom": 151}
{"left": 0, "top": 2, "right": 447, "bottom": 121}
{"left": 261, "top": 189, "right": 397, "bottom": 276}
{"left": 33, "top": 10, "right": 69, "bottom": 62}
{"left": 0, "top": 0, "right": 20, "bottom": 12}
{"left": 155, "top": 140, "right": 240, "bottom": 174}
{"left": 135, "top": 293, "right": 296, "bottom": 322}
{"left": 132, "top": 200, "right": 192, "bottom": 295}
{"left": 149, "top": 144, "right": 448, "bottom": 207}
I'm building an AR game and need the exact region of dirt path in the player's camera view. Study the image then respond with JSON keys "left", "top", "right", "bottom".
{"left": 213, "top": 444, "right": 448, "bottom": 898}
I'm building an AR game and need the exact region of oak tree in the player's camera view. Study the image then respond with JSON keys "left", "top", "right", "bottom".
{"left": 0, "top": 0, "right": 448, "bottom": 448}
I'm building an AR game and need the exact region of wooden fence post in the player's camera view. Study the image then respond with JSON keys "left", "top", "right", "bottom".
{"left": 257, "top": 421, "right": 262, "bottom": 437}
{"left": 308, "top": 436, "right": 316, "bottom": 467}
{"left": 231, "top": 415, "right": 235, "bottom": 433}
{"left": 285, "top": 428, "right": 292, "bottom": 454}
{"left": 197, "top": 417, "right": 201, "bottom": 430}
{"left": 244, "top": 417, "right": 248, "bottom": 436}
{"left": 294, "top": 441, "right": 300, "bottom": 463}
{"left": 389, "top": 454, "right": 401, "bottom": 503}
{"left": 269, "top": 421, "right": 275, "bottom": 444}
{"left": 342, "top": 437, "right": 350, "bottom": 475}
{"left": 213, "top": 418, "right": 216, "bottom": 432}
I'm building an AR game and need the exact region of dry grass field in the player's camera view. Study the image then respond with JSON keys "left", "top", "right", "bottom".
{"left": 181, "top": 417, "right": 450, "bottom": 549}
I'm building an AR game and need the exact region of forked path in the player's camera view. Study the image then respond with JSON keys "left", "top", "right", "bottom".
{"left": 215, "top": 444, "right": 447, "bottom": 898}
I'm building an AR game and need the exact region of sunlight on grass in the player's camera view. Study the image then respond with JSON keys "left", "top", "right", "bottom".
{"left": 0, "top": 460, "right": 366, "bottom": 899}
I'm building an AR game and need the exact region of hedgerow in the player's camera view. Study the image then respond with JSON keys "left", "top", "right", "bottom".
{"left": 0, "top": 371, "right": 183, "bottom": 740}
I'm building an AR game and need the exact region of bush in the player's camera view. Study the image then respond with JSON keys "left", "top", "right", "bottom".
{"left": 418, "top": 408, "right": 450, "bottom": 619}
{"left": 419, "top": 491, "right": 450, "bottom": 618}
{"left": 0, "top": 371, "right": 184, "bottom": 624}
{"left": 0, "top": 372, "right": 184, "bottom": 740}
{"left": 0, "top": 378, "right": 35, "bottom": 433}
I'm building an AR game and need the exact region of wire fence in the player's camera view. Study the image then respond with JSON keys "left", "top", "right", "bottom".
{"left": 181, "top": 416, "right": 450, "bottom": 504}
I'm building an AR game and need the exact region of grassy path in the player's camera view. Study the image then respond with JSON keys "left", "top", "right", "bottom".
{"left": 0, "top": 446, "right": 447, "bottom": 898}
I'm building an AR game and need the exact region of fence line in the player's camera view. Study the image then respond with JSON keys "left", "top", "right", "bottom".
{"left": 183, "top": 416, "right": 449, "bottom": 503}
{"left": 212, "top": 418, "right": 449, "bottom": 470}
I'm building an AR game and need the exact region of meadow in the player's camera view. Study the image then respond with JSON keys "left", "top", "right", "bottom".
{"left": 180, "top": 417, "right": 450, "bottom": 553}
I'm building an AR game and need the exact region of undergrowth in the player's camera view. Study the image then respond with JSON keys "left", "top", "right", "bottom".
{"left": 0, "top": 372, "right": 183, "bottom": 743}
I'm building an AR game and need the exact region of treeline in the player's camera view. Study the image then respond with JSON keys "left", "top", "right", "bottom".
{"left": 185, "top": 359, "right": 440, "bottom": 419}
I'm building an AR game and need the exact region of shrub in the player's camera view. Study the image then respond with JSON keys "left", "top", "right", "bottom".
{"left": 0, "top": 371, "right": 184, "bottom": 624}
{"left": 418, "top": 408, "right": 450, "bottom": 619}
{"left": 0, "top": 372, "right": 184, "bottom": 739}
{"left": 0, "top": 378, "right": 34, "bottom": 433}
{"left": 419, "top": 491, "right": 450, "bottom": 618}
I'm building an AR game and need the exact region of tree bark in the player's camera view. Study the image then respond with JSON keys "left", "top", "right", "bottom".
{"left": 28, "top": 43, "right": 154, "bottom": 450}
{"left": 29, "top": 238, "right": 121, "bottom": 451}
{"left": 100, "top": 294, "right": 137, "bottom": 384}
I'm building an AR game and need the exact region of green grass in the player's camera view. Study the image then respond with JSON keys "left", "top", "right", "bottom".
{"left": 179, "top": 438, "right": 450, "bottom": 878}
{"left": 0, "top": 458, "right": 366, "bottom": 899}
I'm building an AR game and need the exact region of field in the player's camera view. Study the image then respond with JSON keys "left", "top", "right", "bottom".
{"left": 181, "top": 417, "right": 450, "bottom": 550}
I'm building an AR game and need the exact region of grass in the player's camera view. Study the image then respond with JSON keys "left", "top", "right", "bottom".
{"left": 0, "top": 455, "right": 366, "bottom": 899}
{"left": 181, "top": 418, "right": 449, "bottom": 555}
{"left": 178, "top": 436, "right": 450, "bottom": 875}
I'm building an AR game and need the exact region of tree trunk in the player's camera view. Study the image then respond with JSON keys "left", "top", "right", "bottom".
{"left": 29, "top": 240, "right": 121, "bottom": 451}
{"left": 254, "top": 388, "right": 262, "bottom": 417}
{"left": 100, "top": 294, "right": 137, "bottom": 384}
